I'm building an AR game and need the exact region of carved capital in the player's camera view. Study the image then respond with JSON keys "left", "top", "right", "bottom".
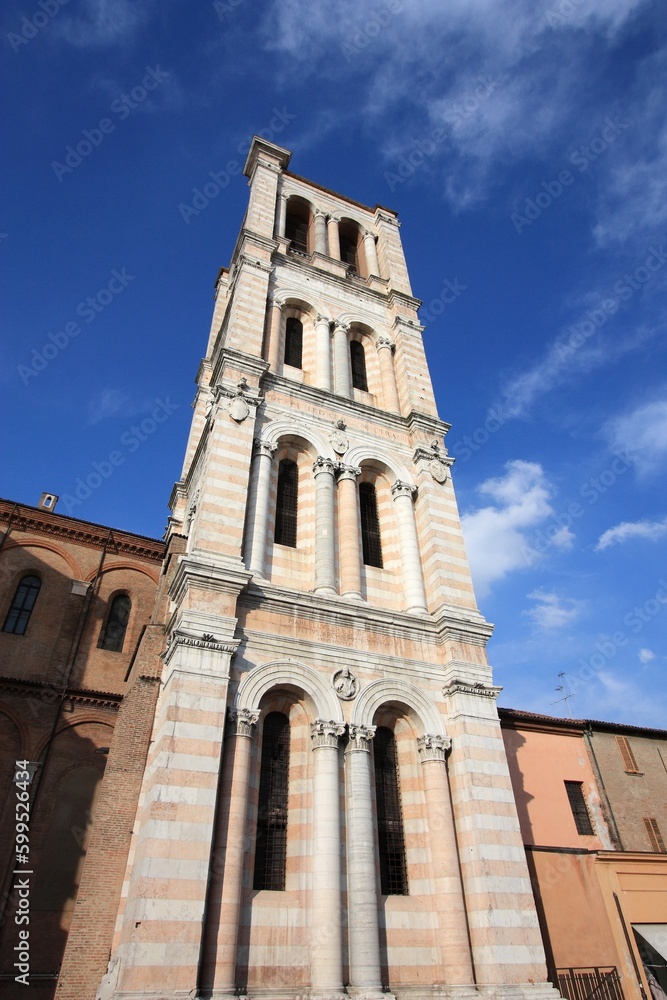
{"left": 362, "top": 228, "right": 376, "bottom": 241}
{"left": 376, "top": 336, "right": 395, "bottom": 353}
{"left": 229, "top": 708, "right": 261, "bottom": 738}
{"left": 253, "top": 438, "right": 277, "bottom": 460}
{"left": 336, "top": 463, "right": 361, "bottom": 483}
{"left": 391, "top": 479, "right": 417, "bottom": 499}
{"left": 313, "top": 455, "right": 336, "bottom": 477}
{"left": 346, "top": 724, "right": 376, "bottom": 752}
{"left": 316, "top": 313, "right": 331, "bottom": 326}
{"left": 310, "top": 719, "right": 346, "bottom": 749}
{"left": 333, "top": 319, "right": 349, "bottom": 334}
{"left": 417, "top": 734, "right": 452, "bottom": 763}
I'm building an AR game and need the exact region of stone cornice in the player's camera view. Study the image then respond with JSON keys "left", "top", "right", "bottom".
{"left": 442, "top": 681, "right": 503, "bottom": 700}
{"left": 406, "top": 411, "right": 451, "bottom": 439}
{"left": 272, "top": 250, "right": 395, "bottom": 308}
{"left": 261, "top": 373, "right": 404, "bottom": 432}
{"left": 0, "top": 674, "right": 121, "bottom": 710}
{"left": 169, "top": 554, "right": 252, "bottom": 605}
{"left": 212, "top": 347, "right": 270, "bottom": 385}
{"left": 0, "top": 500, "right": 164, "bottom": 562}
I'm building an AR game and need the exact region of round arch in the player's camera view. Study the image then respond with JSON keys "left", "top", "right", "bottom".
{"left": 85, "top": 561, "right": 159, "bottom": 585}
{"left": 350, "top": 677, "right": 445, "bottom": 737}
{"left": 345, "top": 445, "right": 412, "bottom": 483}
{"left": 235, "top": 659, "right": 344, "bottom": 724}
{"left": 1, "top": 539, "right": 82, "bottom": 578}
{"left": 260, "top": 420, "right": 333, "bottom": 461}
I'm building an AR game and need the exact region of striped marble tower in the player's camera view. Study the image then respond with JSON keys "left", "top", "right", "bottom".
{"left": 101, "top": 138, "right": 560, "bottom": 1000}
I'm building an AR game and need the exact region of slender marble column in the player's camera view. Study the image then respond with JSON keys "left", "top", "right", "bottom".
{"left": 244, "top": 440, "right": 276, "bottom": 577}
{"left": 363, "top": 229, "right": 380, "bottom": 276}
{"left": 333, "top": 321, "right": 352, "bottom": 398}
{"left": 313, "top": 457, "right": 336, "bottom": 595}
{"left": 310, "top": 721, "right": 346, "bottom": 995}
{"left": 337, "top": 465, "right": 362, "bottom": 599}
{"left": 391, "top": 480, "right": 428, "bottom": 614}
{"left": 417, "top": 734, "right": 474, "bottom": 985}
{"left": 327, "top": 216, "right": 341, "bottom": 260}
{"left": 275, "top": 193, "right": 287, "bottom": 238}
{"left": 314, "top": 209, "right": 328, "bottom": 255}
{"left": 375, "top": 337, "right": 400, "bottom": 413}
{"left": 213, "top": 709, "right": 260, "bottom": 994}
{"left": 267, "top": 300, "right": 283, "bottom": 372}
{"left": 315, "top": 313, "right": 332, "bottom": 391}
{"left": 345, "top": 725, "right": 383, "bottom": 996}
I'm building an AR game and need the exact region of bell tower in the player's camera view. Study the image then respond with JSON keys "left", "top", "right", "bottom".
{"left": 100, "top": 138, "right": 558, "bottom": 1000}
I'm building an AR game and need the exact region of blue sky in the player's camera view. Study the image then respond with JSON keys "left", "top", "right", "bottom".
{"left": 2, "top": 0, "right": 666, "bottom": 727}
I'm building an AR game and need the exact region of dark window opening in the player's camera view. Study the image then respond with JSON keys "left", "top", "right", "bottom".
{"left": 274, "top": 459, "right": 298, "bottom": 548}
{"left": 360, "top": 482, "right": 382, "bottom": 568}
{"left": 350, "top": 340, "right": 368, "bottom": 391}
{"left": 254, "top": 712, "right": 290, "bottom": 890}
{"left": 2, "top": 575, "right": 41, "bottom": 635}
{"left": 99, "top": 594, "right": 131, "bottom": 653}
{"left": 339, "top": 233, "right": 358, "bottom": 271}
{"left": 374, "top": 726, "right": 408, "bottom": 895}
{"left": 284, "top": 317, "right": 303, "bottom": 369}
{"left": 285, "top": 213, "right": 309, "bottom": 253}
{"left": 565, "top": 781, "right": 594, "bottom": 835}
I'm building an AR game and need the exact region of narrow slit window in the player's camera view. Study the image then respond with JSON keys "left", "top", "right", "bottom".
{"left": 99, "top": 594, "right": 131, "bottom": 652}
{"left": 565, "top": 781, "right": 594, "bottom": 835}
{"left": 644, "top": 817, "right": 666, "bottom": 853}
{"left": 284, "top": 317, "right": 303, "bottom": 369}
{"left": 615, "top": 735, "right": 640, "bottom": 773}
{"left": 274, "top": 459, "right": 298, "bottom": 547}
{"left": 253, "top": 712, "right": 290, "bottom": 890}
{"left": 374, "top": 727, "right": 408, "bottom": 895}
{"left": 2, "top": 575, "right": 41, "bottom": 635}
{"left": 350, "top": 340, "right": 368, "bottom": 391}
{"left": 359, "top": 482, "right": 382, "bottom": 568}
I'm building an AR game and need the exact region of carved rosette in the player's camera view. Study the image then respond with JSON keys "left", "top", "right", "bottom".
{"left": 416, "top": 734, "right": 452, "bottom": 763}
{"left": 346, "top": 724, "right": 376, "bottom": 752}
{"left": 228, "top": 708, "right": 261, "bottom": 739}
{"left": 310, "top": 720, "right": 346, "bottom": 750}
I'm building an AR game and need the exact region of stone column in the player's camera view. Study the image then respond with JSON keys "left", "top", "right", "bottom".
{"left": 310, "top": 721, "right": 346, "bottom": 996}
{"left": 375, "top": 337, "right": 400, "bottom": 413}
{"left": 315, "top": 313, "right": 332, "bottom": 391}
{"left": 345, "top": 725, "right": 383, "bottom": 997}
{"left": 337, "top": 465, "right": 362, "bottom": 599}
{"left": 211, "top": 709, "right": 260, "bottom": 994}
{"left": 363, "top": 229, "right": 380, "bottom": 276}
{"left": 327, "top": 215, "right": 341, "bottom": 260}
{"left": 243, "top": 439, "right": 276, "bottom": 577}
{"left": 333, "top": 321, "right": 352, "bottom": 398}
{"left": 417, "top": 734, "right": 474, "bottom": 985}
{"left": 313, "top": 457, "right": 336, "bottom": 595}
{"left": 275, "top": 193, "right": 287, "bottom": 238}
{"left": 267, "top": 299, "right": 283, "bottom": 372}
{"left": 314, "top": 209, "right": 328, "bottom": 255}
{"left": 391, "top": 480, "right": 428, "bottom": 614}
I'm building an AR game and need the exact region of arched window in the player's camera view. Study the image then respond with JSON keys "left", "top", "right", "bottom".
{"left": 359, "top": 482, "right": 382, "bottom": 568}
{"left": 99, "top": 593, "right": 131, "bottom": 652}
{"left": 274, "top": 459, "right": 298, "bottom": 548}
{"left": 374, "top": 727, "right": 408, "bottom": 895}
{"left": 284, "top": 317, "right": 303, "bottom": 369}
{"left": 285, "top": 199, "right": 309, "bottom": 253}
{"left": 253, "top": 712, "right": 290, "bottom": 890}
{"left": 2, "top": 575, "right": 41, "bottom": 635}
{"left": 339, "top": 221, "right": 359, "bottom": 272}
{"left": 350, "top": 340, "right": 368, "bottom": 391}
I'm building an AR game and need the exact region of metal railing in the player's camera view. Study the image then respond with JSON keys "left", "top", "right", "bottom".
{"left": 557, "top": 966, "right": 625, "bottom": 1000}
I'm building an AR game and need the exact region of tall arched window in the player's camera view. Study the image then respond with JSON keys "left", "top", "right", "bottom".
{"left": 253, "top": 712, "right": 290, "bottom": 891}
{"left": 274, "top": 459, "right": 298, "bottom": 547}
{"left": 2, "top": 575, "right": 41, "bottom": 635}
{"left": 339, "top": 221, "right": 359, "bottom": 272}
{"left": 99, "top": 593, "right": 131, "bottom": 652}
{"left": 374, "top": 726, "right": 408, "bottom": 896}
{"left": 285, "top": 199, "right": 309, "bottom": 253}
{"left": 350, "top": 340, "right": 368, "bottom": 391}
{"left": 359, "top": 482, "right": 382, "bottom": 568}
{"left": 284, "top": 317, "right": 303, "bottom": 369}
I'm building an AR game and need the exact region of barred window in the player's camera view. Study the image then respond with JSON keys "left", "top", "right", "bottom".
{"left": 374, "top": 727, "right": 408, "bottom": 895}
{"left": 339, "top": 222, "right": 359, "bottom": 272}
{"left": 285, "top": 209, "right": 308, "bottom": 253}
{"left": 350, "top": 340, "right": 368, "bottom": 391}
{"left": 2, "top": 575, "right": 41, "bottom": 635}
{"left": 99, "top": 594, "right": 131, "bottom": 653}
{"left": 253, "top": 712, "right": 290, "bottom": 890}
{"left": 359, "top": 482, "right": 382, "bottom": 568}
{"left": 284, "top": 317, "right": 303, "bottom": 369}
{"left": 274, "top": 459, "right": 298, "bottom": 547}
{"left": 565, "top": 781, "right": 594, "bottom": 835}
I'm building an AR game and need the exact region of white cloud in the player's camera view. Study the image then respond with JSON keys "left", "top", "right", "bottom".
{"left": 639, "top": 648, "right": 655, "bottom": 664}
{"left": 596, "top": 515, "right": 667, "bottom": 550}
{"left": 523, "top": 589, "right": 584, "bottom": 630}
{"left": 606, "top": 396, "right": 667, "bottom": 473}
{"left": 86, "top": 388, "right": 153, "bottom": 425}
{"left": 461, "top": 459, "right": 557, "bottom": 597}
{"left": 54, "top": 0, "right": 149, "bottom": 48}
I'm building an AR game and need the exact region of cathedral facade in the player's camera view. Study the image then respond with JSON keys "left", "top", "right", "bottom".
{"left": 64, "top": 138, "right": 556, "bottom": 1000}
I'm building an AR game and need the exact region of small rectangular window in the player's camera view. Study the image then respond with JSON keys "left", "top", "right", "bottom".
{"left": 644, "top": 817, "right": 666, "bottom": 853}
{"left": 615, "top": 735, "right": 640, "bottom": 773}
{"left": 565, "top": 781, "right": 594, "bottom": 835}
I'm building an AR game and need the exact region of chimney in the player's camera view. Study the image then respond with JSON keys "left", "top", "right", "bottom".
{"left": 38, "top": 492, "right": 59, "bottom": 512}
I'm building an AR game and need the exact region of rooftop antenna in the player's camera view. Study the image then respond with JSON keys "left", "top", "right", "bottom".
{"left": 552, "top": 672, "right": 575, "bottom": 718}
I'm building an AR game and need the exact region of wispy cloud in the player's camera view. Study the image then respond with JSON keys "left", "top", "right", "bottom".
{"left": 54, "top": 0, "right": 150, "bottom": 49}
{"left": 87, "top": 388, "right": 151, "bottom": 425}
{"left": 596, "top": 514, "right": 667, "bottom": 550}
{"left": 605, "top": 394, "right": 667, "bottom": 474}
{"left": 638, "top": 647, "right": 655, "bottom": 664}
{"left": 523, "top": 588, "right": 585, "bottom": 630}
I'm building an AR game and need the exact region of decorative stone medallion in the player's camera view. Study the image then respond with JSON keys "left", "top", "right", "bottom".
{"left": 428, "top": 458, "right": 449, "bottom": 484}
{"left": 330, "top": 419, "right": 349, "bottom": 455}
{"left": 332, "top": 667, "right": 359, "bottom": 700}
{"left": 228, "top": 395, "right": 250, "bottom": 422}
